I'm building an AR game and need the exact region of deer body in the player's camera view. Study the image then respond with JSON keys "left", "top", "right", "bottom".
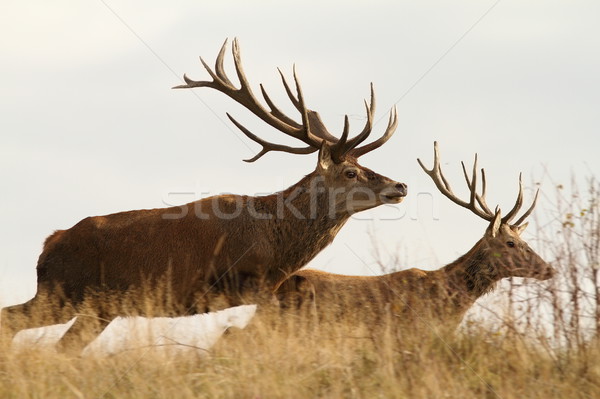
{"left": 278, "top": 222, "right": 554, "bottom": 331}
{"left": 37, "top": 167, "right": 392, "bottom": 306}
{"left": 1, "top": 39, "right": 406, "bottom": 351}
{"left": 276, "top": 142, "right": 555, "bottom": 334}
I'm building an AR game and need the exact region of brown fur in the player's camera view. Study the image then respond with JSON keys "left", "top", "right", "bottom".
{"left": 276, "top": 217, "right": 555, "bottom": 334}
{"left": 1, "top": 149, "right": 406, "bottom": 350}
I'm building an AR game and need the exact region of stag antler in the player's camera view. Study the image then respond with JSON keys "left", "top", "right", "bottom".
{"left": 173, "top": 38, "right": 398, "bottom": 163}
{"left": 417, "top": 142, "right": 539, "bottom": 226}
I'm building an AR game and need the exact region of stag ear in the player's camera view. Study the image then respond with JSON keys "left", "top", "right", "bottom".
{"left": 485, "top": 210, "right": 502, "bottom": 238}
{"left": 318, "top": 142, "right": 334, "bottom": 171}
{"left": 513, "top": 222, "right": 529, "bottom": 235}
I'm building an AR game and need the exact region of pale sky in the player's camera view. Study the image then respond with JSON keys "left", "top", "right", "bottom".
{"left": 1, "top": 1, "right": 598, "bottom": 308}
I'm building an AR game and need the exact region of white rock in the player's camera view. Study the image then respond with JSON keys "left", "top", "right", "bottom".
{"left": 83, "top": 304, "right": 257, "bottom": 356}
{"left": 11, "top": 317, "right": 77, "bottom": 352}
{"left": 11, "top": 304, "right": 257, "bottom": 356}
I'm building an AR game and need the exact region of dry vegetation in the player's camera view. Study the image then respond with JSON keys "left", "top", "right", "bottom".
{"left": 1, "top": 313, "right": 599, "bottom": 399}
{"left": 1, "top": 174, "right": 599, "bottom": 399}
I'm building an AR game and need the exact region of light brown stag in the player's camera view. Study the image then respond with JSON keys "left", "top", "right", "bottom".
{"left": 1, "top": 39, "right": 407, "bottom": 350}
{"left": 276, "top": 142, "right": 554, "bottom": 334}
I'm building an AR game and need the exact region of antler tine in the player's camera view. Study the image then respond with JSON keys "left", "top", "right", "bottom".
{"left": 512, "top": 188, "right": 540, "bottom": 226}
{"left": 460, "top": 154, "right": 497, "bottom": 219}
{"left": 434, "top": 143, "right": 454, "bottom": 193}
{"left": 501, "top": 173, "right": 525, "bottom": 224}
{"left": 173, "top": 40, "right": 231, "bottom": 90}
{"left": 343, "top": 84, "right": 376, "bottom": 148}
{"left": 226, "top": 113, "right": 316, "bottom": 162}
{"left": 459, "top": 154, "right": 478, "bottom": 210}
{"left": 328, "top": 116, "right": 350, "bottom": 162}
{"left": 469, "top": 157, "right": 479, "bottom": 212}
{"left": 345, "top": 98, "right": 374, "bottom": 147}
{"left": 290, "top": 67, "right": 307, "bottom": 130}
{"left": 329, "top": 101, "right": 371, "bottom": 162}
{"left": 328, "top": 85, "right": 378, "bottom": 161}
{"left": 277, "top": 67, "right": 342, "bottom": 145}
{"left": 418, "top": 142, "right": 495, "bottom": 221}
{"left": 417, "top": 141, "right": 451, "bottom": 193}
{"left": 418, "top": 142, "right": 463, "bottom": 205}
{"left": 368, "top": 82, "right": 376, "bottom": 115}
{"left": 214, "top": 38, "right": 233, "bottom": 87}
{"left": 231, "top": 38, "right": 252, "bottom": 93}
{"left": 277, "top": 67, "right": 301, "bottom": 113}
{"left": 259, "top": 83, "right": 301, "bottom": 129}
{"left": 272, "top": 68, "right": 340, "bottom": 145}
{"left": 349, "top": 105, "right": 398, "bottom": 158}
{"left": 476, "top": 168, "right": 494, "bottom": 215}
{"left": 277, "top": 65, "right": 347, "bottom": 147}
{"left": 465, "top": 153, "right": 495, "bottom": 217}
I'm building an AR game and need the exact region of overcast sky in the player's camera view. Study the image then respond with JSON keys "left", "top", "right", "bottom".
{"left": 1, "top": 1, "right": 598, "bottom": 308}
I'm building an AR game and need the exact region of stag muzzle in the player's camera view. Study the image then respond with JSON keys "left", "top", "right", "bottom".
{"left": 538, "top": 265, "right": 556, "bottom": 280}
{"left": 381, "top": 182, "right": 408, "bottom": 203}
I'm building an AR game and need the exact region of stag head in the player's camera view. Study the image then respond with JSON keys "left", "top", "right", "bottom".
{"left": 316, "top": 144, "right": 407, "bottom": 215}
{"left": 418, "top": 142, "right": 555, "bottom": 282}
{"left": 483, "top": 210, "right": 554, "bottom": 280}
{"left": 174, "top": 38, "right": 407, "bottom": 214}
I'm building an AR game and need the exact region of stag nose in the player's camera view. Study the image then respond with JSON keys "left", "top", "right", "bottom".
{"left": 536, "top": 264, "right": 556, "bottom": 280}
{"left": 544, "top": 266, "right": 557, "bottom": 279}
{"left": 395, "top": 182, "right": 408, "bottom": 197}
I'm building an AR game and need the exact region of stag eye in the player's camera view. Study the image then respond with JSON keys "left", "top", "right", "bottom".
{"left": 345, "top": 170, "right": 357, "bottom": 179}
{"left": 507, "top": 241, "right": 515, "bottom": 248}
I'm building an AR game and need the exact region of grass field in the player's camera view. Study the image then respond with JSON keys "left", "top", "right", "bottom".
{"left": 1, "top": 176, "right": 598, "bottom": 399}
{"left": 1, "top": 309, "right": 599, "bottom": 399}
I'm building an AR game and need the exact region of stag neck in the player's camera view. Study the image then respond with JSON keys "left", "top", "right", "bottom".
{"left": 275, "top": 171, "right": 352, "bottom": 222}
{"left": 253, "top": 172, "right": 352, "bottom": 281}
{"left": 443, "top": 239, "right": 500, "bottom": 300}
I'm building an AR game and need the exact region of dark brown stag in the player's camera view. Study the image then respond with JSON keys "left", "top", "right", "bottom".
{"left": 276, "top": 142, "right": 554, "bottom": 334}
{"left": 1, "top": 39, "right": 407, "bottom": 350}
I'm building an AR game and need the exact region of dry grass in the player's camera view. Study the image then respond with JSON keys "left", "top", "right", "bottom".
{"left": 1, "top": 307, "right": 599, "bottom": 399}
{"left": 1, "top": 174, "right": 599, "bottom": 399}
